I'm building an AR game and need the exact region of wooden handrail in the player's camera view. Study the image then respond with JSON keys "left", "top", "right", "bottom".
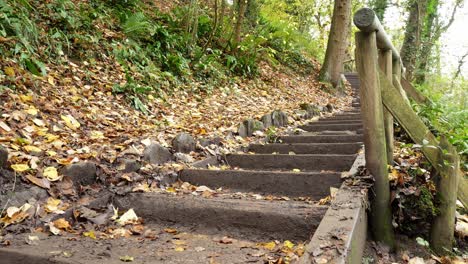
{"left": 353, "top": 7, "right": 463, "bottom": 254}
{"left": 354, "top": 8, "right": 400, "bottom": 62}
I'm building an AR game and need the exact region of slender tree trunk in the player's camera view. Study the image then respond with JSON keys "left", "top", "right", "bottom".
{"left": 318, "top": 0, "right": 352, "bottom": 87}
{"left": 233, "top": 0, "right": 247, "bottom": 53}
{"left": 414, "top": 0, "right": 437, "bottom": 84}
{"left": 400, "top": 0, "right": 428, "bottom": 81}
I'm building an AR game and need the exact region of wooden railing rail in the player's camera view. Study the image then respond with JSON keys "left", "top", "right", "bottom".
{"left": 353, "top": 7, "right": 464, "bottom": 254}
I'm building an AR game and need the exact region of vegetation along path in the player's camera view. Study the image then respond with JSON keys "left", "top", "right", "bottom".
{"left": 0, "top": 74, "right": 366, "bottom": 263}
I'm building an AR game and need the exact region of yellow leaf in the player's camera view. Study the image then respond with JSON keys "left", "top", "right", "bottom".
{"left": 24, "top": 145, "right": 42, "bottom": 153}
{"left": 47, "top": 151, "right": 57, "bottom": 157}
{"left": 119, "top": 255, "right": 134, "bottom": 262}
{"left": 11, "top": 164, "right": 30, "bottom": 172}
{"left": 47, "top": 75, "right": 55, "bottom": 85}
{"left": 90, "top": 130, "right": 105, "bottom": 139}
{"left": 257, "top": 241, "right": 276, "bottom": 251}
{"left": 26, "top": 106, "right": 38, "bottom": 115}
{"left": 44, "top": 197, "right": 62, "bottom": 213}
{"left": 61, "top": 114, "right": 80, "bottom": 130}
{"left": 4, "top": 66, "right": 15, "bottom": 77}
{"left": 283, "top": 240, "right": 294, "bottom": 249}
{"left": 83, "top": 230, "right": 97, "bottom": 240}
{"left": 43, "top": 167, "right": 61, "bottom": 181}
{"left": 292, "top": 168, "right": 301, "bottom": 172}
{"left": 174, "top": 246, "right": 185, "bottom": 252}
{"left": 53, "top": 218, "right": 71, "bottom": 230}
{"left": 166, "top": 187, "right": 177, "bottom": 193}
{"left": 19, "top": 94, "right": 33, "bottom": 102}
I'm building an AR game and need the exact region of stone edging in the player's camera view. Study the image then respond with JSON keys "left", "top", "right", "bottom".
{"left": 296, "top": 152, "right": 368, "bottom": 264}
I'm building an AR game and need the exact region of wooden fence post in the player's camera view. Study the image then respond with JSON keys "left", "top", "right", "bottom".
{"left": 378, "top": 49, "right": 394, "bottom": 165}
{"left": 431, "top": 135, "right": 460, "bottom": 255}
{"left": 355, "top": 31, "right": 395, "bottom": 248}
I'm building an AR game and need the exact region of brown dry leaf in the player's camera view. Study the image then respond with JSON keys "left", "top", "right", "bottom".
{"left": 53, "top": 218, "right": 71, "bottom": 231}
{"left": 25, "top": 174, "right": 50, "bottom": 189}
{"left": 0, "top": 203, "right": 31, "bottom": 227}
{"left": 164, "top": 228, "right": 178, "bottom": 234}
{"left": 219, "top": 236, "right": 235, "bottom": 244}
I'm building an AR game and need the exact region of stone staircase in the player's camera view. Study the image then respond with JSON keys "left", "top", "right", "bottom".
{"left": 1, "top": 74, "right": 367, "bottom": 263}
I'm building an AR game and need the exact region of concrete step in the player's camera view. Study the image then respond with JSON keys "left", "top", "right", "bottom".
{"left": 321, "top": 115, "right": 362, "bottom": 121}
{"left": 299, "top": 123, "right": 362, "bottom": 132}
{"left": 281, "top": 134, "right": 363, "bottom": 143}
{"left": 313, "top": 119, "right": 362, "bottom": 124}
{"left": 180, "top": 169, "right": 341, "bottom": 198}
{"left": 249, "top": 142, "right": 362, "bottom": 155}
{"left": 115, "top": 193, "right": 327, "bottom": 240}
{"left": 226, "top": 154, "right": 356, "bottom": 171}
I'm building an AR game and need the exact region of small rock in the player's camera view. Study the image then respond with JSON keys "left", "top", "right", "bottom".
{"left": 326, "top": 103, "right": 334, "bottom": 113}
{"left": 238, "top": 119, "right": 265, "bottom": 138}
{"left": 117, "top": 159, "right": 141, "bottom": 173}
{"left": 198, "top": 138, "right": 211, "bottom": 147}
{"left": 172, "top": 133, "right": 196, "bottom": 153}
{"left": 261, "top": 114, "right": 273, "bottom": 128}
{"left": 0, "top": 145, "right": 8, "bottom": 168}
{"left": 143, "top": 143, "right": 172, "bottom": 165}
{"left": 61, "top": 162, "right": 97, "bottom": 186}
{"left": 174, "top": 152, "right": 194, "bottom": 163}
{"left": 271, "top": 110, "right": 288, "bottom": 127}
{"left": 300, "top": 103, "right": 320, "bottom": 119}
{"left": 0, "top": 186, "right": 48, "bottom": 208}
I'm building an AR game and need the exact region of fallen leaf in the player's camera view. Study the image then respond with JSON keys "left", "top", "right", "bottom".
{"left": 174, "top": 246, "right": 185, "bottom": 252}
{"left": 25, "top": 174, "right": 50, "bottom": 189}
{"left": 0, "top": 203, "right": 31, "bottom": 227}
{"left": 116, "top": 209, "right": 138, "bottom": 225}
{"left": 61, "top": 114, "right": 80, "bottom": 130}
{"left": 119, "top": 255, "right": 134, "bottom": 262}
{"left": 164, "top": 228, "right": 178, "bottom": 234}
{"left": 43, "top": 166, "right": 61, "bottom": 181}
{"left": 0, "top": 121, "right": 11, "bottom": 132}
{"left": 11, "top": 164, "right": 30, "bottom": 172}
{"left": 4, "top": 66, "right": 15, "bottom": 77}
{"left": 53, "top": 218, "right": 71, "bottom": 231}
{"left": 24, "top": 145, "right": 42, "bottom": 153}
{"left": 83, "top": 230, "right": 97, "bottom": 239}
{"left": 257, "top": 241, "right": 277, "bottom": 251}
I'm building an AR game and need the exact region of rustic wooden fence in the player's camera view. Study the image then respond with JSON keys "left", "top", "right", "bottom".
{"left": 353, "top": 8, "right": 465, "bottom": 254}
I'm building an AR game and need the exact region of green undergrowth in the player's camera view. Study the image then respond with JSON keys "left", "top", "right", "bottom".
{"left": 0, "top": 0, "right": 320, "bottom": 102}
{"left": 412, "top": 76, "right": 467, "bottom": 169}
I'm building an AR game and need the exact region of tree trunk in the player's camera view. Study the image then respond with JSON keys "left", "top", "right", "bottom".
{"left": 318, "top": 0, "right": 352, "bottom": 88}
{"left": 400, "top": 0, "right": 428, "bottom": 81}
{"left": 233, "top": 0, "right": 247, "bottom": 53}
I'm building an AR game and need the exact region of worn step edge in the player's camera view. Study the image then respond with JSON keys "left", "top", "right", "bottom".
{"left": 281, "top": 135, "right": 363, "bottom": 143}
{"left": 0, "top": 249, "right": 72, "bottom": 264}
{"left": 114, "top": 193, "right": 327, "bottom": 241}
{"left": 297, "top": 153, "right": 368, "bottom": 264}
{"left": 226, "top": 154, "right": 356, "bottom": 171}
{"left": 180, "top": 169, "right": 341, "bottom": 198}
{"left": 299, "top": 124, "right": 362, "bottom": 132}
{"left": 311, "top": 119, "right": 362, "bottom": 124}
{"left": 249, "top": 143, "right": 362, "bottom": 155}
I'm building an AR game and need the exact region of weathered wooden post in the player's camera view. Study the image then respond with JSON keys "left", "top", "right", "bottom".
{"left": 431, "top": 136, "right": 460, "bottom": 255}
{"left": 354, "top": 8, "right": 395, "bottom": 248}
{"left": 378, "top": 50, "right": 394, "bottom": 165}
{"left": 354, "top": 31, "right": 395, "bottom": 248}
